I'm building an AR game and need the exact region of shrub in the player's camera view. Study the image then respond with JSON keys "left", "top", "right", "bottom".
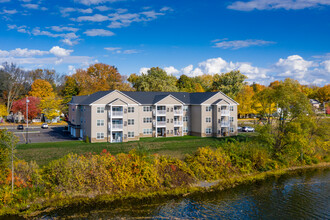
{"left": 185, "top": 147, "right": 233, "bottom": 180}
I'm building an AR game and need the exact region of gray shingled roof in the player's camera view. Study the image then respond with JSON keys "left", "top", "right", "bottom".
{"left": 70, "top": 95, "right": 89, "bottom": 104}
{"left": 70, "top": 90, "right": 237, "bottom": 105}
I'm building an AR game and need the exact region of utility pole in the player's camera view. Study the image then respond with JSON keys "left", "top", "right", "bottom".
{"left": 26, "top": 97, "right": 29, "bottom": 144}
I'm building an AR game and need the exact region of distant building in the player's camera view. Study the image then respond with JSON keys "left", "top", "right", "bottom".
{"left": 68, "top": 90, "right": 239, "bottom": 143}
{"left": 310, "top": 99, "right": 320, "bottom": 109}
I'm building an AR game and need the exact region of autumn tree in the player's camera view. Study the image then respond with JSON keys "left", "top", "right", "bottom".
{"left": 61, "top": 76, "right": 80, "bottom": 106}
{"left": 0, "top": 104, "right": 7, "bottom": 119}
{"left": 177, "top": 75, "right": 195, "bottom": 92}
{"left": 128, "top": 67, "right": 178, "bottom": 92}
{"left": 0, "top": 63, "right": 29, "bottom": 113}
{"left": 73, "top": 63, "right": 132, "bottom": 95}
{"left": 212, "top": 70, "right": 247, "bottom": 98}
{"left": 11, "top": 97, "right": 41, "bottom": 120}
{"left": 235, "top": 85, "right": 256, "bottom": 118}
{"left": 29, "top": 79, "right": 55, "bottom": 98}
{"left": 251, "top": 82, "right": 266, "bottom": 93}
{"left": 315, "top": 84, "right": 330, "bottom": 105}
{"left": 194, "top": 74, "right": 213, "bottom": 92}
{"left": 39, "top": 97, "right": 62, "bottom": 120}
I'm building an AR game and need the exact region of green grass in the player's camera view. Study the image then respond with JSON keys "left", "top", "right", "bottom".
{"left": 16, "top": 134, "right": 253, "bottom": 166}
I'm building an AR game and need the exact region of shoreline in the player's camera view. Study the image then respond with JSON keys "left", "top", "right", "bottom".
{"left": 3, "top": 162, "right": 329, "bottom": 218}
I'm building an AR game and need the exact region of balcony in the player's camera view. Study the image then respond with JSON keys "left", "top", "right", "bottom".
{"left": 157, "top": 121, "right": 166, "bottom": 127}
{"left": 112, "top": 111, "right": 123, "bottom": 117}
{"left": 174, "top": 110, "right": 183, "bottom": 115}
{"left": 157, "top": 110, "right": 166, "bottom": 115}
{"left": 221, "top": 110, "right": 230, "bottom": 116}
{"left": 112, "top": 124, "right": 123, "bottom": 130}
{"left": 174, "top": 121, "right": 183, "bottom": 126}
{"left": 220, "top": 121, "right": 230, "bottom": 127}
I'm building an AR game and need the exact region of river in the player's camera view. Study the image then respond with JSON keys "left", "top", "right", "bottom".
{"left": 44, "top": 167, "right": 329, "bottom": 219}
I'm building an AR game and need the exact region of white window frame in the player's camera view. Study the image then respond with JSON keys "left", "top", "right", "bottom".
{"left": 205, "top": 128, "right": 212, "bottom": 134}
{"left": 143, "top": 117, "right": 152, "bottom": 123}
{"left": 143, "top": 106, "right": 152, "bottom": 112}
{"left": 97, "top": 119, "right": 104, "bottom": 126}
{"left": 128, "top": 107, "right": 134, "bottom": 113}
{"left": 128, "top": 131, "right": 134, "bottom": 138}
{"left": 230, "top": 127, "right": 234, "bottom": 133}
{"left": 183, "top": 116, "right": 188, "bottom": 122}
{"left": 97, "top": 107, "right": 105, "bottom": 113}
{"left": 97, "top": 132, "right": 104, "bottom": 139}
{"left": 230, "top": 117, "right": 234, "bottom": 122}
{"left": 128, "top": 119, "right": 134, "bottom": 125}
{"left": 206, "top": 106, "right": 212, "bottom": 112}
{"left": 230, "top": 106, "right": 234, "bottom": 111}
{"left": 206, "top": 117, "right": 211, "bottom": 123}
{"left": 183, "top": 106, "right": 188, "bottom": 112}
{"left": 183, "top": 127, "right": 188, "bottom": 133}
{"left": 143, "top": 128, "right": 152, "bottom": 135}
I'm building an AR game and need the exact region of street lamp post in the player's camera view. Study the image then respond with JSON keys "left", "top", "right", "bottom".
{"left": 26, "top": 97, "right": 29, "bottom": 144}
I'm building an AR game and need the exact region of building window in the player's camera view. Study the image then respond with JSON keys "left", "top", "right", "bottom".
{"left": 171, "top": 119, "right": 173, "bottom": 123}
{"left": 143, "top": 106, "right": 152, "bottom": 112}
{"left": 183, "top": 127, "right": 188, "bottom": 133}
{"left": 97, "top": 119, "right": 104, "bottom": 126}
{"left": 97, "top": 132, "right": 104, "bottom": 139}
{"left": 205, "top": 128, "right": 212, "bottom": 134}
{"left": 128, "top": 131, "right": 134, "bottom": 138}
{"left": 206, "top": 106, "right": 212, "bottom": 112}
{"left": 128, "top": 107, "right": 134, "bottom": 113}
{"left": 97, "top": 107, "right": 105, "bottom": 113}
{"left": 206, "top": 117, "right": 211, "bottom": 123}
{"left": 230, "top": 117, "right": 234, "bottom": 122}
{"left": 183, "top": 116, "right": 188, "bottom": 122}
{"left": 167, "top": 108, "right": 169, "bottom": 112}
{"left": 171, "top": 130, "right": 173, "bottom": 134}
{"left": 143, "top": 117, "right": 152, "bottom": 123}
{"left": 143, "top": 129, "right": 152, "bottom": 135}
{"left": 183, "top": 106, "right": 188, "bottom": 112}
{"left": 230, "top": 127, "right": 234, "bottom": 133}
{"left": 167, "top": 119, "right": 169, "bottom": 123}
{"left": 218, "top": 130, "right": 221, "bottom": 134}
{"left": 230, "top": 106, "right": 234, "bottom": 111}
{"left": 72, "top": 108, "right": 75, "bottom": 112}
{"left": 167, "top": 130, "right": 169, "bottom": 134}
{"left": 128, "top": 119, "right": 134, "bottom": 125}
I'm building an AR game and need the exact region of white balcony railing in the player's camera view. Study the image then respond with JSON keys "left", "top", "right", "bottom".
{"left": 174, "top": 110, "right": 183, "bottom": 115}
{"left": 112, "top": 111, "right": 123, "bottom": 117}
{"left": 220, "top": 121, "right": 230, "bottom": 127}
{"left": 112, "top": 124, "right": 123, "bottom": 130}
{"left": 221, "top": 110, "right": 230, "bottom": 115}
{"left": 157, "top": 121, "right": 166, "bottom": 126}
{"left": 157, "top": 110, "right": 166, "bottom": 115}
{"left": 174, "top": 121, "right": 183, "bottom": 126}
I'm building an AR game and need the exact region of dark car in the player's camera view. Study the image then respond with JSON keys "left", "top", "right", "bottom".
{"left": 17, "top": 125, "right": 24, "bottom": 130}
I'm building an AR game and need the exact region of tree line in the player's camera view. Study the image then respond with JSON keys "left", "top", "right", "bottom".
{"left": 0, "top": 62, "right": 329, "bottom": 121}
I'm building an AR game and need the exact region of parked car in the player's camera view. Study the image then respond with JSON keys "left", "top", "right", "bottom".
{"left": 17, "top": 125, "right": 24, "bottom": 130}
{"left": 242, "top": 126, "right": 255, "bottom": 132}
{"left": 41, "top": 123, "right": 49, "bottom": 129}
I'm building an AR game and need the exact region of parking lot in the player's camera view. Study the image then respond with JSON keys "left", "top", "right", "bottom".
{"left": 3, "top": 125, "right": 77, "bottom": 144}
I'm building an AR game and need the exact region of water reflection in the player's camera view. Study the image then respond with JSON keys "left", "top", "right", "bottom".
{"left": 44, "top": 168, "right": 330, "bottom": 219}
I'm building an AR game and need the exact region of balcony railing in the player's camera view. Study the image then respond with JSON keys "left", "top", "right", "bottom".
{"left": 221, "top": 110, "right": 230, "bottom": 115}
{"left": 174, "top": 110, "right": 183, "bottom": 115}
{"left": 112, "top": 124, "right": 123, "bottom": 130}
{"left": 220, "top": 121, "right": 230, "bottom": 127}
{"left": 157, "top": 121, "right": 166, "bottom": 126}
{"left": 174, "top": 121, "right": 183, "bottom": 126}
{"left": 112, "top": 111, "right": 123, "bottom": 117}
{"left": 157, "top": 110, "right": 166, "bottom": 115}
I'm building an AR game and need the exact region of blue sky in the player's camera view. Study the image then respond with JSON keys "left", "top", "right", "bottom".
{"left": 0, "top": 0, "right": 329, "bottom": 85}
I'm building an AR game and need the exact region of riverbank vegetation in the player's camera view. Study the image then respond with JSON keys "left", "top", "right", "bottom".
{"left": 0, "top": 79, "right": 329, "bottom": 217}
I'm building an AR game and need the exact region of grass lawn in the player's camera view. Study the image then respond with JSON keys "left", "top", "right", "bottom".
{"left": 16, "top": 134, "right": 254, "bottom": 166}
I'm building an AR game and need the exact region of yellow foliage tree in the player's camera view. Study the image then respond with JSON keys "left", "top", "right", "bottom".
{"left": 235, "top": 85, "right": 256, "bottom": 117}
{"left": 0, "top": 104, "right": 7, "bottom": 117}
{"left": 39, "top": 97, "right": 62, "bottom": 121}
{"left": 194, "top": 83, "right": 205, "bottom": 92}
{"left": 29, "top": 79, "right": 55, "bottom": 98}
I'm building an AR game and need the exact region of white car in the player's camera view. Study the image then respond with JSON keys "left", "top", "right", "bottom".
{"left": 41, "top": 123, "right": 49, "bottom": 129}
{"left": 242, "top": 126, "right": 255, "bottom": 132}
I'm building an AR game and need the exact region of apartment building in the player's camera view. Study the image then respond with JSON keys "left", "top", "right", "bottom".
{"left": 68, "top": 90, "right": 238, "bottom": 143}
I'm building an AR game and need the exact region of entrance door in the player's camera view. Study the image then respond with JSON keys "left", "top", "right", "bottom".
{"left": 112, "top": 132, "right": 122, "bottom": 142}
{"left": 80, "top": 129, "right": 83, "bottom": 138}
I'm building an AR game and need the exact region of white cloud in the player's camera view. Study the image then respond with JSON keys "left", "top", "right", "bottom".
{"left": 21, "top": 3, "right": 39, "bottom": 9}
{"left": 0, "top": 0, "right": 10, "bottom": 3}
{"left": 213, "top": 39, "right": 275, "bottom": 49}
{"left": 104, "top": 47, "right": 121, "bottom": 51}
{"left": 139, "top": 67, "right": 150, "bottom": 75}
{"left": 78, "top": 8, "right": 93, "bottom": 13}
{"left": 76, "top": 14, "right": 109, "bottom": 22}
{"left": 0, "top": 56, "right": 93, "bottom": 65}
{"left": 74, "top": 0, "right": 122, "bottom": 5}
{"left": 50, "top": 26, "right": 79, "bottom": 32}
{"left": 0, "top": 48, "right": 48, "bottom": 57}
{"left": 60, "top": 7, "right": 76, "bottom": 17}
{"left": 84, "top": 29, "right": 115, "bottom": 36}
{"left": 322, "top": 60, "right": 330, "bottom": 72}
{"left": 49, "top": 46, "right": 73, "bottom": 57}
{"left": 140, "top": 10, "right": 164, "bottom": 19}
{"left": 275, "top": 55, "right": 314, "bottom": 79}
{"left": 2, "top": 9, "right": 18, "bottom": 14}
{"left": 61, "top": 38, "right": 80, "bottom": 46}
{"left": 228, "top": 0, "right": 330, "bottom": 11}
{"left": 160, "top": 6, "right": 174, "bottom": 12}
{"left": 95, "top": 5, "right": 112, "bottom": 11}
{"left": 123, "top": 49, "right": 139, "bottom": 54}
{"left": 164, "top": 66, "right": 179, "bottom": 75}
{"left": 68, "top": 65, "right": 76, "bottom": 75}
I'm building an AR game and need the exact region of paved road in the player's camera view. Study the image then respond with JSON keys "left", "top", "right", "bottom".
{"left": 4, "top": 126, "right": 77, "bottom": 144}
